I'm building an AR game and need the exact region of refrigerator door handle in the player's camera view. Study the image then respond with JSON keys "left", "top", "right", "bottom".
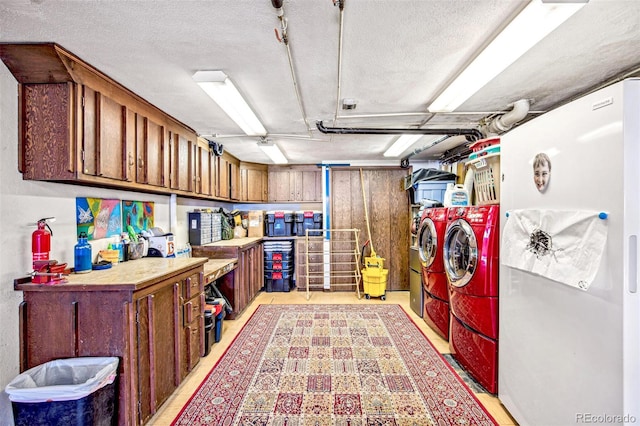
{"left": 630, "top": 235, "right": 637, "bottom": 294}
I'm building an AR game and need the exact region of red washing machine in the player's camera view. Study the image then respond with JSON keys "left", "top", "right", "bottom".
{"left": 444, "top": 205, "right": 499, "bottom": 394}
{"left": 417, "top": 207, "right": 450, "bottom": 340}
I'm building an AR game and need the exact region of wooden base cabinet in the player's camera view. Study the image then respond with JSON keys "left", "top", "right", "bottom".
{"left": 15, "top": 258, "right": 206, "bottom": 426}
{"left": 192, "top": 238, "right": 263, "bottom": 320}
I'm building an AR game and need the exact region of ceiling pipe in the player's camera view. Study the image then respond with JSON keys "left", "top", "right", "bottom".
{"left": 316, "top": 121, "right": 483, "bottom": 169}
{"left": 332, "top": 0, "right": 346, "bottom": 127}
{"left": 316, "top": 120, "right": 483, "bottom": 140}
{"left": 483, "top": 99, "right": 531, "bottom": 135}
{"left": 399, "top": 135, "right": 450, "bottom": 168}
{"left": 271, "top": 0, "right": 313, "bottom": 137}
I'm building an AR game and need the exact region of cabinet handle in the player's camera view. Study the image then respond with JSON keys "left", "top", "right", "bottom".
{"left": 128, "top": 153, "right": 134, "bottom": 167}
{"left": 138, "top": 157, "right": 144, "bottom": 168}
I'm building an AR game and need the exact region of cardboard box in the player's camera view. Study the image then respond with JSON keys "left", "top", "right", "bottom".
{"left": 247, "top": 210, "right": 265, "bottom": 237}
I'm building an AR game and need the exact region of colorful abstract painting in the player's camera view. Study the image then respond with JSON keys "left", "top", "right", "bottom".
{"left": 76, "top": 198, "right": 122, "bottom": 240}
{"left": 122, "top": 200, "right": 154, "bottom": 234}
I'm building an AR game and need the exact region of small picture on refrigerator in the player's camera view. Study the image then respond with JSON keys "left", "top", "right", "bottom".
{"left": 533, "top": 152, "right": 551, "bottom": 193}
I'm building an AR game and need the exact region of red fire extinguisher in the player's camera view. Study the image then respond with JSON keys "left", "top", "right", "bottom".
{"left": 32, "top": 217, "right": 54, "bottom": 269}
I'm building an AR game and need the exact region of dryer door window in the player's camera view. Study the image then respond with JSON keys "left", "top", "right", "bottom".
{"left": 444, "top": 219, "right": 477, "bottom": 287}
{"left": 418, "top": 218, "right": 437, "bottom": 268}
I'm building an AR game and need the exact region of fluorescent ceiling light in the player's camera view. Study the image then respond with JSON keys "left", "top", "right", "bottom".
{"left": 258, "top": 142, "right": 288, "bottom": 164}
{"left": 383, "top": 134, "right": 423, "bottom": 157}
{"left": 193, "top": 70, "right": 267, "bottom": 136}
{"left": 428, "top": 0, "right": 587, "bottom": 112}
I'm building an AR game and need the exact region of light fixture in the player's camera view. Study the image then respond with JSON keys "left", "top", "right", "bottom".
{"left": 428, "top": 0, "right": 588, "bottom": 112}
{"left": 383, "top": 134, "right": 423, "bottom": 157}
{"left": 193, "top": 70, "right": 267, "bottom": 136}
{"left": 258, "top": 141, "right": 288, "bottom": 164}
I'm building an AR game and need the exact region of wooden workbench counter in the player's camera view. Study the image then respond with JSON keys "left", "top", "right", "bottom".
{"left": 15, "top": 257, "right": 208, "bottom": 292}
{"left": 204, "top": 257, "right": 238, "bottom": 284}
{"left": 193, "top": 238, "right": 263, "bottom": 320}
{"left": 202, "top": 236, "right": 262, "bottom": 248}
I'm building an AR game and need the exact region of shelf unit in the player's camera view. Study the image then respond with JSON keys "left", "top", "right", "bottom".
{"left": 302, "top": 228, "right": 362, "bottom": 300}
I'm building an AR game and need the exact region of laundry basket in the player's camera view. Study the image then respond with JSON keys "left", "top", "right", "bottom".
{"left": 467, "top": 153, "right": 500, "bottom": 205}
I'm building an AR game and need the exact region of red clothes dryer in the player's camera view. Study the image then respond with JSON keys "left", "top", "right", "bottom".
{"left": 417, "top": 207, "right": 449, "bottom": 340}
{"left": 444, "top": 205, "right": 499, "bottom": 394}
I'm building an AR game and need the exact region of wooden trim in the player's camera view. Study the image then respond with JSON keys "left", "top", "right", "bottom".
{"left": 147, "top": 294, "right": 157, "bottom": 413}
{"left": 125, "top": 301, "right": 136, "bottom": 426}
{"left": 18, "top": 301, "right": 26, "bottom": 372}
{"left": 173, "top": 282, "right": 181, "bottom": 386}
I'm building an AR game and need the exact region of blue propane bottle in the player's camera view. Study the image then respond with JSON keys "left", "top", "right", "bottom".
{"left": 74, "top": 232, "right": 92, "bottom": 273}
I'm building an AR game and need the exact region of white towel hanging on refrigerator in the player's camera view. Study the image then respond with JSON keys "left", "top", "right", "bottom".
{"left": 501, "top": 209, "right": 608, "bottom": 291}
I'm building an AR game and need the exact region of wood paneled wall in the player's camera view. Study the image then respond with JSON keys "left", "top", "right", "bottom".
{"left": 330, "top": 167, "right": 410, "bottom": 291}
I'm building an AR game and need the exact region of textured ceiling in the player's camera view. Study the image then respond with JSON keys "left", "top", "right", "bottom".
{"left": 1, "top": 0, "right": 639, "bottom": 166}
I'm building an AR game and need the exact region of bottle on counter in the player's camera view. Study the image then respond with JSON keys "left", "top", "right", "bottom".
{"left": 74, "top": 232, "right": 92, "bottom": 273}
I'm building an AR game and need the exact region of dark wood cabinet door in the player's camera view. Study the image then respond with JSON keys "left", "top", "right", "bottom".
{"left": 135, "top": 113, "right": 147, "bottom": 184}
{"left": 98, "top": 93, "right": 127, "bottom": 180}
{"left": 136, "top": 282, "right": 179, "bottom": 424}
{"left": 81, "top": 87, "right": 127, "bottom": 181}
{"left": 230, "top": 160, "right": 240, "bottom": 200}
{"left": 197, "top": 145, "right": 212, "bottom": 196}
{"left": 144, "top": 118, "right": 167, "bottom": 188}
{"left": 170, "top": 132, "right": 193, "bottom": 192}
{"left": 217, "top": 156, "right": 230, "bottom": 199}
{"left": 82, "top": 86, "right": 98, "bottom": 176}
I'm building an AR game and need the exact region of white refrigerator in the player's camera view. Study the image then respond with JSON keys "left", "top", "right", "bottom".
{"left": 499, "top": 79, "right": 640, "bottom": 425}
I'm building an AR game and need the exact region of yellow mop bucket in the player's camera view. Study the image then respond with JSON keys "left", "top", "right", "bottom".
{"left": 361, "top": 241, "right": 388, "bottom": 300}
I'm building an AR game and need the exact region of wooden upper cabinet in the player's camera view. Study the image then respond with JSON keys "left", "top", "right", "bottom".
{"left": 216, "top": 155, "right": 230, "bottom": 199}
{"left": 144, "top": 118, "right": 168, "bottom": 188}
{"left": 215, "top": 151, "right": 240, "bottom": 200}
{"left": 20, "top": 83, "right": 77, "bottom": 180}
{"left": 194, "top": 138, "right": 212, "bottom": 197}
{"left": 230, "top": 157, "right": 240, "bottom": 201}
{"left": 81, "top": 86, "right": 130, "bottom": 181}
{"left": 268, "top": 165, "right": 322, "bottom": 202}
{"left": 240, "top": 161, "right": 268, "bottom": 202}
{"left": 1, "top": 43, "right": 194, "bottom": 194}
{"left": 170, "top": 131, "right": 193, "bottom": 192}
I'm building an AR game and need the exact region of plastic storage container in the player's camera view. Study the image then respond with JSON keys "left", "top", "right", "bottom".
{"left": 294, "top": 211, "right": 322, "bottom": 236}
{"left": 266, "top": 211, "right": 294, "bottom": 237}
{"left": 264, "top": 269, "right": 293, "bottom": 292}
{"left": 467, "top": 153, "right": 501, "bottom": 205}
{"left": 264, "top": 241, "right": 294, "bottom": 262}
{"left": 6, "top": 357, "right": 119, "bottom": 426}
{"left": 264, "top": 259, "right": 293, "bottom": 270}
{"left": 414, "top": 180, "right": 455, "bottom": 204}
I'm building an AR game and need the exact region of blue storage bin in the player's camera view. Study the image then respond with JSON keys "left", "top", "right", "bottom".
{"left": 294, "top": 211, "right": 322, "bottom": 236}
{"left": 413, "top": 180, "right": 455, "bottom": 204}
{"left": 266, "top": 211, "right": 294, "bottom": 237}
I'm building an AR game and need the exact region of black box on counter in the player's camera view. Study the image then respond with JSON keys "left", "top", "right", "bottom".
{"left": 188, "top": 211, "right": 222, "bottom": 245}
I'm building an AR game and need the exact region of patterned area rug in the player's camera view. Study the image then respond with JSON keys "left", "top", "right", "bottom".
{"left": 173, "top": 304, "right": 497, "bottom": 425}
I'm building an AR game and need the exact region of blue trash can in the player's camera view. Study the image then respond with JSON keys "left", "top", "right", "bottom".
{"left": 5, "top": 357, "right": 119, "bottom": 426}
